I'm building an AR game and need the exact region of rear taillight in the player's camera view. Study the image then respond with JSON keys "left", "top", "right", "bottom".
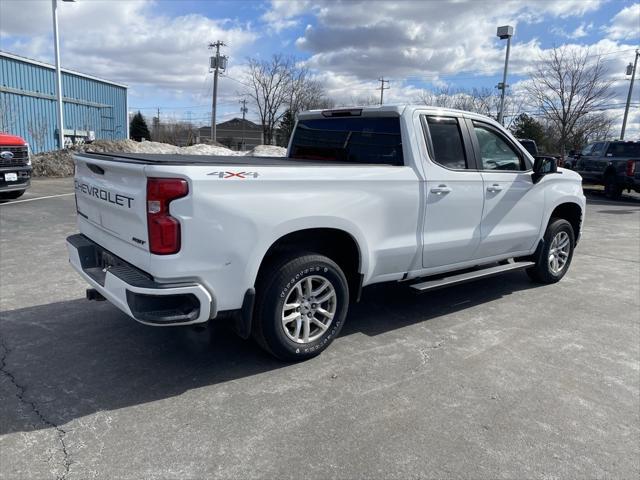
{"left": 626, "top": 159, "right": 636, "bottom": 177}
{"left": 146, "top": 178, "right": 188, "bottom": 255}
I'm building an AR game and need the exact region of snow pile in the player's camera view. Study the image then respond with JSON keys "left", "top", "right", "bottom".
{"left": 31, "top": 150, "right": 76, "bottom": 177}
{"left": 180, "top": 144, "right": 241, "bottom": 156}
{"left": 245, "top": 145, "right": 287, "bottom": 157}
{"left": 31, "top": 140, "right": 287, "bottom": 177}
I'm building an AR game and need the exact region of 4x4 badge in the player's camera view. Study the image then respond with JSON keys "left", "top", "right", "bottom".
{"left": 207, "top": 171, "right": 259, "bottom": 179}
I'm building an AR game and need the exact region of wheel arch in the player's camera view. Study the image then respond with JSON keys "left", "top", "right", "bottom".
{"left": 253, "top": 226, "right": 367, "bottom": 303}
{"left": 548, "top": 202, "right": 583, "bottom": 243}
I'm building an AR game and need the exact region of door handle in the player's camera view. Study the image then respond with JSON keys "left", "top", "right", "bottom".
{"left": 486, "top": 184, "right": 503, "bottom": 193}
{"left": 430, "top": 184, "right": 452, "bottom": 194}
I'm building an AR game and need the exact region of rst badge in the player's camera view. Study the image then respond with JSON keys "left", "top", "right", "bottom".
{"left": 207, "top": 171, "right": 260, "bottom": 179}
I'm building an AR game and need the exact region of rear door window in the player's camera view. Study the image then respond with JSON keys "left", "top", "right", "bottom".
{"left": 590, "top": 142, "right": 606, "bottom": 156}
{"left": 423, "top": 116, "right": 468, "bottom": 169}
{"left": 581, "top": 144, "right": 594, "bottom": 156}
{"left": 289, "top": 117, "right": 403, "bottom": 165}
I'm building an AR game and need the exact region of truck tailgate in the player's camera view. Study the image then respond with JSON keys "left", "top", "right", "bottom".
{"left": 74, "top": 154, "right": 149, "bottom": 252}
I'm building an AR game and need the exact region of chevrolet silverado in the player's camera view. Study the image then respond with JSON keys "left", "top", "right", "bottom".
{"left": 67, "top": 105, "right": 585, "bottom": 360}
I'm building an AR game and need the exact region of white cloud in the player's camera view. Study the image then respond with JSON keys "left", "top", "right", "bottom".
{"left": 605, "top": 3, "right": 640, "bottom": 40}
{"left": 272, "top": 0, "right": 607, "bottom": 83}
{"left": 261, "top": 0, "right": 315, "bottom": 33}
{"left": 551, "top": 22, "right": 594, "bottom": 39}
{"left": 0, "top": 0, "right": 258, "bottom": 102}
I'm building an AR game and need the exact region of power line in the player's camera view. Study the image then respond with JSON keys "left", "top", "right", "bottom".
{"left": 222, "top": 74, "right": 252, "bottom": 89}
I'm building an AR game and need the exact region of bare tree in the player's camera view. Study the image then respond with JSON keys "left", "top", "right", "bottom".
{"left": 154, "top": 118, "right": 196, "bottom": 146}
{"left": 245, "top": 55, "right": 332, "bottom": 145}
{"left": 288, "top": 66, "right": 333, "bottom": 113}
{"left": 343, "top": 94, "right": 382, "bottom": 106}
{"left": 568, "top": 112, "right": 613, "bottom": 150}
{"left": 245, "top": 55, "right": 295, "bottom": 145}
{"left": 416, "top": 86, "right": 521, "bottom": 123}
{"left": 525, "top": 46, "right": 613, "bottom": 157}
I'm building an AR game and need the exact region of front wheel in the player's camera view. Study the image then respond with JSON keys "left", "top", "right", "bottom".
{"left": 527, "top": 218, "right": 575, "bottom": 284}
{"left": 253, "top": 253, "right": 349, "bottom": 361}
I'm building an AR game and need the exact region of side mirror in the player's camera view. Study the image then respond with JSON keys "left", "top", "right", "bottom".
{"left": 532, "top": 156, "right": 558, "bottom": 183}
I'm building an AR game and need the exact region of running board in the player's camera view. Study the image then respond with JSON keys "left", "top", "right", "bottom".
{"left": 410, "top": 261, "right": 535, "bottom": 292}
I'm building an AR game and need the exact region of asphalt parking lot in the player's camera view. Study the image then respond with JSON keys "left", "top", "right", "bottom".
{"left": 1, "top": 178, "right": 639, "bottom": 479}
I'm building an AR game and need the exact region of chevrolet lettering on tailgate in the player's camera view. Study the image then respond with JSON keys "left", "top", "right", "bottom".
{"left": 74, "top": 180, "right": 134, "bottom": 208}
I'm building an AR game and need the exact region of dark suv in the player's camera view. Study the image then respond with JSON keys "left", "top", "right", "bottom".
{"left": 574, "top": 141, "right": 640, "bottom": 199}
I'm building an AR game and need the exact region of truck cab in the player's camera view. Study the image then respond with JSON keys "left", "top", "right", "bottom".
{"left": 574, "top": 140, "right": 640, "bottom": 199}
{"left": 0, "top": 133, "right": 32, "bottom": 200}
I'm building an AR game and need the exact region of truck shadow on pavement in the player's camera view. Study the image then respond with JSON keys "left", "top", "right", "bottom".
{"left": 0, "top": 271, "right": 538, "bottom": 435}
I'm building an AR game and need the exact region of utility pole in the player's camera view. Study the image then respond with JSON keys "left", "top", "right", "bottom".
{"left": 155, "top": 107, "right": 160, "bottom": 140}
{"left": 208, "top": 41, "right": 227, "bottom": 143}
{"left": 378, "top": 77, "right": 389, "bottom": 105}
{"left": 621, "top": 49, "right": 639, "bottom": 140}
{"left": 240, "top": 99, "right": 248, "bottom": 151}
{"left": 496, "top": 25, "right": 514, "bottom": 125}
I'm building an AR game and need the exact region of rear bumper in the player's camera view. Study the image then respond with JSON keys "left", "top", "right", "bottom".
{"left": 66, "top": 234, "right": 213, "bottom": 326}
{"left": 0, "top": 165, "right": 31, "bottom": 192}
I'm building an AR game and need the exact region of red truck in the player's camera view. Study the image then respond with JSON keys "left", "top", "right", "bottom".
{"left": 0, "top": 133, "right": 32, "bottom": 200}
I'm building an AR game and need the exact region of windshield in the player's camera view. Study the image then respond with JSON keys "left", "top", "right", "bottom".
{"left": 289, "top": 117, "right": 403, "bottom": 166}
{"left": 606, "top": 143, "right": 640, "bottom": 158}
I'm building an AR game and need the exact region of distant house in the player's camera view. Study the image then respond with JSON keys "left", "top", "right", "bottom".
{"left": 198, "top": 118, "right": 264, "bottom": 150}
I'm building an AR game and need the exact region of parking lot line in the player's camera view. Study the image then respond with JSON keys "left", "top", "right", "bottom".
{"left": 0, "top": 192, "right": 74, "bottom": 205}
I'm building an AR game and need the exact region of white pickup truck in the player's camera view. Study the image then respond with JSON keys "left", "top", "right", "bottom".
{"left": 67, "top": 105, "right": 585, "bottom": 360}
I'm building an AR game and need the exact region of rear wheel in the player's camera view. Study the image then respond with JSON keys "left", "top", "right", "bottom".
{"left": 253, "top": 253, "right": 349, "bottom": 361}
{"left": 527, "top": 218, "right": 575, "bottom": 284}
{"left": 604, "top": 175, "right": 623, "bottom": 200}
{"left": 0, "top": 190, "right": 25, "bottom": 200}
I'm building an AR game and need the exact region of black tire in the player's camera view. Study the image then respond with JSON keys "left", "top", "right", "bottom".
{"left": 253, "top": 252, "right": 349, "bottom": 361}
{"left": 527, "top": 218, "right": 575, "bottom": 284}
{"left": 0, "top": 190, "right": 25, "bottom": 200}
{"left": 604, "top": 175, "right": 623, "bottom": 200}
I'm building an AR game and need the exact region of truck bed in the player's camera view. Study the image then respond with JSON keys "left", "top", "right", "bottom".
{"left": 78, "top": 152, "right": 346, "bottom": 166}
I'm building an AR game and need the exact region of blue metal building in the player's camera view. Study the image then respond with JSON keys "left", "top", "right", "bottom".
{"left": 0, "top": 51, "right": 128, "bottom": 153}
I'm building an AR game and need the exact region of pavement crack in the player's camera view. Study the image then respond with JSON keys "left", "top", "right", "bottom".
{"left": 0, "top": 334, "right": 71, "bottom": 480}
{"left": 418, "top": 339, "right": 445, "bottom": 364}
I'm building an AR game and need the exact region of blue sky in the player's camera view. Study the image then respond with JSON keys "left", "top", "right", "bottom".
{"left": 0, "top": 0, "right": 638, "bottom": 133}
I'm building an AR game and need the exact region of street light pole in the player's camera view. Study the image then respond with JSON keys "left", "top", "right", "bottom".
{"left": 496, "top": 25, "right": 514, "bottom": 126}
{"left": 621, "top": 49, "right": 639, "bottom": 141}
{"left": 52, "top": 0, "right": 64, "bottom": 149}
{"left": 51, "top": 0, "right": 74, "bottom": 150}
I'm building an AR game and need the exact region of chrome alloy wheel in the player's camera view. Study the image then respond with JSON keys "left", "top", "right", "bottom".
{"left": 548, "top": 231, "right": 571, "bottom": 275}
{"left": 281, "top": 275, "right": 337, "bottom": 344}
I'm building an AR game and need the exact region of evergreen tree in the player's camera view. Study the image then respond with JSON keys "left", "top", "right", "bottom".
{"left": 510, "top": 113, "right": 545, "bottom": 147}
{"left": 130, "top": 111, "right": 151, "bottom": 142}
{"left": 278, "top": 109, "right": 295, "bottom": 147}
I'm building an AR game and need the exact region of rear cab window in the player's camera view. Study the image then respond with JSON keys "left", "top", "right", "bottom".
{"left": 606, "top": 143, "right": 640, "bottom": 157}
{"left": 289, "top": 117, "right": 403, "bottom": 165}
